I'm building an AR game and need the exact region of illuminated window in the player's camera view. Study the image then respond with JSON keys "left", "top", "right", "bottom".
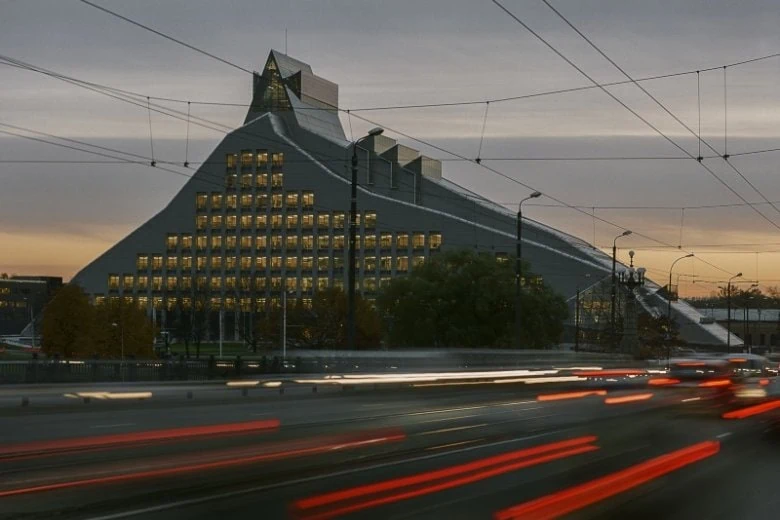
{"left": 256, "top": 214, "right": 267, "bottom": 228}
{"left": 380, "top": 232, "right": 392, "bottom": 249}
{"left": 241, "top": 173, "right": 253, "bottom": 189}
{"left": 256, "top": 257, "right": 267, "bottom": 269}
{"left": 122, "top": 274, "right": 134, "bottom": 289}
{"left": 152, "top": 296, "right": 163, "bottom": 309}
{"left": 256, "top": 173, "right": 268, "bottom": 188}
{"left": 271, "top": 235, "right": 283, "bottom": 249}
{"left": 301, "top": 213, "right": 314, "bottom": 229}
{"left": 241, "top": 150, "right": 253, "bottom": 168}
{"left": 397, "top": 233, "right": 409, "bottom": 248}
{"left": 226, "top": 153, "right": 237, "bottom": 169}
{"left": 241, "top": 215, "right": 253, "bottom": 229}
{"left": 226, "top": 256, "right": 237, "bottom": 270}
{"left": 196, "top": 276, "right": 207, "bottom": 290}
{"left": 210, "top": 296, "right": 222, "bottom": 308}
{"left": 380, "top": 256, "right": 392, "bottom": 271}
{"left": 318, "top": 257, "right": 329, "bottom": 271}
{"left": 196, "top": 257, "right": 207, "bottom": 270}
{"left": 226, "top": 235, "right": 237, "bottom": 249}
{"left": 301, "top": 277, "right": 313, "bottom": 291}
{"left": 136, "top": 254, "right": 149, "bottom": 270}
{"left": 227, "top": 215, "right": 237, "bottom": 229}
{"left": 333, "top": 278, "right": 344, "bottom": 289}
{"left": 166, "top": 297, "right": 177, "bottom": 310}
{"left": 286, "top": 277, "right": 297, "bottom": 291}
{"left": 196, "top": 215, "right": 208, "bottom": 230}
{"left": 286, "top": 191, "right": 299, "bottom": 207}
{"left": 397, "top": 256, "right": 409, "bottom": 272}
{"left": 302, "top": 256, "right": 314, "bottom": 270}
{"left": 352, "top": 212, "right": 361, "bottom": 226}
{"left": 181, "top": 276, "right": 192, "bottom": 290}
{"left": 240, "top": 296, "right": 252, "bottom": 311}
{"left": 430, "top": 232, "right": 442, "bottom": 249}
{"left": 272, "top": 173, "right": 284, "bottom": 188}
{"left": 413, "top": 232, "right": 425, "bottom": 249}
{"left": 333, "top": 235, "right": 345, "bottom": 249}
{"left": 211, "top": 193, "right": 223, "bottom": 210}
{"left": 271, "top": 256, "right": 283, "bottom": 269}
{"left": 152, "top": 276, "right": 163, "bottom": 290}
{"left": 255, "top": 278, "right": 267, "bottom": 290}
{"left": 318, "top": 277, "right": 329, "bottom": 290}
{"left": 181, "top": 234, "right": 193, "bottom": 249}
{"left": 271, "top": 193, "right": 283, "bottom": 208}
{"left": 364, "top": 211, "right": 377, "bottom": 228}
{"left": 364, "top": 278, "right": 377, "bottom": 292}
{"left": 271, "top": 276, "right": 282, "bottom": 289}
{"left": 166, "top": 276, "right": 177, "bottom": 291}
{"left": 318, "top": 235, "right": 330, "bottom": 249}
{"left": 286, "top": 235, "right": 299, "bottom": 249}
{"left": 302, "top": 191, "right": 314, "bottom": 208}
{"left": 196, "top": 193, "right": 207, "bottom": 210}
{"left": 181, "top": 297, "right": 191, "bottom": 309}
{"left": 364, "top": 234, "right": 377, "bottom": 249}
{"left": 333, "top": 212, "right": 346, "bottom": 228}
{"left": 196, "top": 235, "right": 208, "bottom": 250}
{"left": 413, "top": 255, "right": 425, "bottom": 267}
{"left": 240, "top": 256, "right": 252, "bottom": 270}
{"left": 380, "top": 276, "right": 391, "bottom": 287}
{"left": 302, "top": 235, "right": 314, "bottom": 250}
{"left": 211, "top": 257, "right": 223, "bottom": 269}
{"left": 182, "top": 256, "right": 192, "bottom": 269}
{"left": 317, "top": 213, "right": 330, "bottom": 229}
{"left": 152, "top": 255, "right": 163, "bottom": 270}
{"left": 137, "top": 276, "right": 148, "bottom": 290}
{"left": 286, "top": 256, "right": 298, "bottom": 269}
{"left": 240, "top": 236, "right": 252, "bottom": 249}
{"left": 241, "top": 194, "right": 253, "bottom": 208}
{"left": 271, "top": 215, "right": 283, "bottom": 229}
{"left": 333, "top": 256, "right": 344, "bottom": 269}
{"left": 225, "top": 276, "right": 237, "bottom": 290}
{"left": 256, "top": 235, "right": 267, "bottom": 249}
{"left": 210, "top": 277, "right": 221, "bottom": 291}
{"left": 364, "top": 256, "right": 376, "bottom": 271}
{"left": 257, "top": 194, "right": 268, "bottom": 209}
{"left": 287, "top": 214, "right": 299, "bottom": 229}
{"left": 256, "top": 150, "right": 268, "bottom": 170}
{"left": 210, "top": 235, "right": 223, "bottom": 249}
{"left": 226, "top": 194, "right": 237, "bottom": 210}
{"left": 272, "top": 152, "right": 284, "bottom": 169}
{"left": 210, "top": 215, "right": 223, "bottom": 229}
{"left": 166, "top": 256, "right": 178, "bottom": 270}
{"left": 226, "top": 173, "right": 236, "bottom": 189}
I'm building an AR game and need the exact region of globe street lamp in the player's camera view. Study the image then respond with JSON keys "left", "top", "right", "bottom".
{"left": 666, "top": 253, "right": 694, "bottom": 365}
{"left": 611, "top": 230, "right": 632, "bottom": 349}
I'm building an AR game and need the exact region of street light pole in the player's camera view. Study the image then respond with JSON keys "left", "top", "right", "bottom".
{"left": 726, "top": 272, "right": 742, "bottom": 352}
{"left": 516, "top": 191, "right": 542, "bottom": 348}
{"left": 666, "top": 253, "right": 694, "bottom": 366}
{"left": 348, "top": 127, "right": 384, "bottom": 350}
{"left": 611, "top": 230, "right": 632, "bottom": 349}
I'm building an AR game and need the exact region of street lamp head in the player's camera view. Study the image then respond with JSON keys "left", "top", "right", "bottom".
{"left": 530, "top": 191, "right": 542, "bottom": 199}
{"left": 685, "top": 253, "right": 694, "bottom": 258}
{"left": 367, "top": 127, "right": 384, "bottom": 137}
{"left": 622, "top": 230, "right": 632, "bottom": 237}
{"left": 736, "top": 272, "right": 743, "bottom": 277}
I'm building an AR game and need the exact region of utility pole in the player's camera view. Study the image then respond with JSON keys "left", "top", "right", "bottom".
{"left": 575, "top": 286, "right": 580, "bottom": 353}
{"left": 516, "top": 191, "right": 542, "bottom": 348}
{"left": 726, "top": 273, "right": 742, "bottom": 351}
{"left": 348, "top": 127, "right": 384, "bottom": 350}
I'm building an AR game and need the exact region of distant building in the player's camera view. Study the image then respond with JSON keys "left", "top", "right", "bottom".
{"left": 695, "top": 308, "right": 780, "bottom": 353}
{"left": 0, "top": 276, "right": 63, "bottom": 336}
{"left": 69, "top": 50, "right": 734, "bottom": 348}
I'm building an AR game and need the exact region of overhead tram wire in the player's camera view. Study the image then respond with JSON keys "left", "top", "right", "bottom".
{"left": 492, "top": 0, "right": 780, "bottom": 235}
{"left": 62, "top": 2, "right": 736, "bottom": 274}
{"left": 539, "top": 0, "right": 780, "bottom": 220}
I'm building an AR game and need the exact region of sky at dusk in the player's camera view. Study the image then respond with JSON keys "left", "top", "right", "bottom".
{"left": 4, "top": 0, "right": 780, "bottom": 296}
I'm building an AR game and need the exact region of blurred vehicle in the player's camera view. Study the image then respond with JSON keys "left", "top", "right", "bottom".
{"left": 723, "top": 353, "right": 779, "bottom": 400}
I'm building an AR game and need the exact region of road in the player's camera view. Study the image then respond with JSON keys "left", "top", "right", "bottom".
{"left": 1, "top": 379, "right": 778, "bottom": 519}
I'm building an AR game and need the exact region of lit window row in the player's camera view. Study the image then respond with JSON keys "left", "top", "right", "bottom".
{"left": 196, "top": 190, "right": 314, "bottom": 211}
{"left": 227, "top": 150, "right": 270, "bottom": 171}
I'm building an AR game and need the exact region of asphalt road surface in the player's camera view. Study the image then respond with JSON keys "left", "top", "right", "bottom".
{"left": 1, "top": 380, "right": 778, "bottom": 519}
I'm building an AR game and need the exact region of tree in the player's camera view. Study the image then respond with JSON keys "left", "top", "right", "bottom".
{"left": 92, "top": 301, "right": 156, "bottom": 359}
{"left": 41, "top": 284, "right": 95, "bottom": 357}
{"left": 377, "top": 249, "right": 568, "bottom": 348}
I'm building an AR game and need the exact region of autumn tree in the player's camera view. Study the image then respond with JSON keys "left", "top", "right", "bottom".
{"left": 91, "top": 301, "right": 156, "bottom": 359}
{"left": 41, "top": 284, "right": 95, "bottom": 357}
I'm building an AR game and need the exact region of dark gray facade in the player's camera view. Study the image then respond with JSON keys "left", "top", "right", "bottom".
{"left": 70, "top": 50, "right": 735, "bottom": 347}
